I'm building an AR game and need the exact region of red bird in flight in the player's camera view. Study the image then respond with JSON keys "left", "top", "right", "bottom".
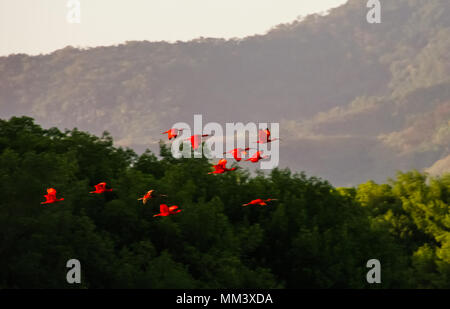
{"left": 246, "top": 151, "right": 269, "bottom": 163}
{"left": 162, "top": 128, "right": 184, "bottom": 140}
{"left": 138, "top": 189, "right": 167, "bottom": 204}
{"left": 153, "top": 204, "right": 182, "bottom": 217}
{"left": 208, "top": 159, "right": 237, "bottom": 174}
{"left": 41, "top": 188, "right": 64, "bottom": 205}
{"left": 224, "top": 147, "right": 251, "bottom": 162}
{"left": 242, "top": 198, "right": 278, "bottom": 206}
{"left": 257, "top": 128, "right": 279, "bottom": 144}
{"left": 185, "top": 134, "right": 210, "bottom": 150}
{"left": 90, "top": 182, "right": 113, "bottom": 194}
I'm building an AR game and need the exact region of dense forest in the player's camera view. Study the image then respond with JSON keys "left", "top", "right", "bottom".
{"left": 1, "top": 116, "right": 449, "bottom": 288}
{"left": 1, "top": 0, "right": 450, "bottom": 185}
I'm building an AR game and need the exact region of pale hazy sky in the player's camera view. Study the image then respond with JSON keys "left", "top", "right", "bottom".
{"left": 0, "top": 0, "right": 347, "bottom": 56}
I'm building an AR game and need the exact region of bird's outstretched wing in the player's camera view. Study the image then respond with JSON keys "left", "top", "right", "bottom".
{"left": 94, "top": 183, "right": 105, "bottom": 191}
{"left": 41, "top": 194, "right": 53, "bottom": 204}
{"left": 191, "top": 135, "right": 200, "bottom": 150}
{"left": 47, "top": 188, "right": 57, "bottom": 195}
{"left": 210, "top": 164, "right": 225, "bottom": 174}
{"left": 160, "top": 204, "right": 169, "bottom": 214}
{"left": 258, "top": 129, "right": 269, "bottom": 143}
{"left": 217, "top": 159, "right": 228, "bottom": 168}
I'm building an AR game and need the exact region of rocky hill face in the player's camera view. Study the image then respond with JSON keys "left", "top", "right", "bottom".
{"left": 1, "top": 0, "right": 449, "bottom": 185}
{"left": 427, "top": 154, "right": 450, "bottom": 176}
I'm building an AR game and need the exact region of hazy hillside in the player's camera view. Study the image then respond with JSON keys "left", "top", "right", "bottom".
{"left": 427, "top": 154, "right": 450, "bottom": 176}
{"left": 1, "top": 0, "right": 449, "bottom": 185}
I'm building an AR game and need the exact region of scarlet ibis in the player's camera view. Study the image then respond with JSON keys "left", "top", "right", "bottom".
{"left": 138, "top": 189, "right": 168, "bottom": 204}
{"left": 224, "top": 148, "right": 251, "bottom": 162}
{"left": 257, "top": 128, "right": 279, "bottom": 144}
{"left": 90, "top": 182, "right": 113, "bottom": 194}
{"left": 246, "top": 151, "right": 269, "bottom": 163}
{"left": 185, "top": 134, "right": 210, "bottom": 150}
{"left": 162, "top": 128, "right": 183, "bottom": 140}
{"left": 208, "top": 159, "right": 237, "bottom": 174}
{"left": 242, "top": 198, "right": 278, "bottom": 206}
{"left": 41, "top": 188, "right": 64, "bottom": 205}
{"left": 153, "top": 204, "right": 182, "bottom": 217}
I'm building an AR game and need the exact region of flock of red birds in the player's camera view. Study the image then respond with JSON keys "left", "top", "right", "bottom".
{"left": 41, "top": 128, "right": 280, "bottom": 216}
